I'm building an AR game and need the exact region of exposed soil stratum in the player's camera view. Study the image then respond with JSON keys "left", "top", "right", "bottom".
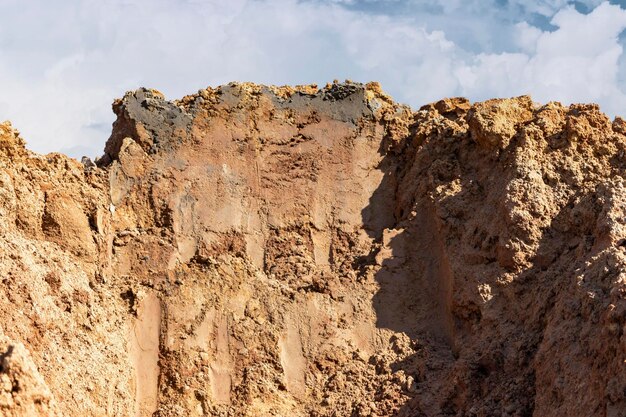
{"left": 0, "top": 82, "right": 624, "bottom": 417}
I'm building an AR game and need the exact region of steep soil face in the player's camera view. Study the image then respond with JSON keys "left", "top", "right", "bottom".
{"left": 0, "top": 83, "right": 624, "bottom": 417}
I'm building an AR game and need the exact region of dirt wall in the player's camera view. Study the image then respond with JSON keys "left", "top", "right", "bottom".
{"left": 0, "top": 83, "right": 624, "bottom": 416}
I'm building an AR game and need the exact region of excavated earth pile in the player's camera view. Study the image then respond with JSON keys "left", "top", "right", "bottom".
{"left": 0, "top": 82, "right": 624, "bottom": 417}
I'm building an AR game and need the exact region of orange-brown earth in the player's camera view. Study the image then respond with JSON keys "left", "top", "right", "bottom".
{"left": 0, "top": 82, "right": 624, "bottom": 417}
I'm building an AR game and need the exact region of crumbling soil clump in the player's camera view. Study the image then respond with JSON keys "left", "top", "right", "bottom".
{"left": 0, "top": 82, "right": 624, "bottom": 417}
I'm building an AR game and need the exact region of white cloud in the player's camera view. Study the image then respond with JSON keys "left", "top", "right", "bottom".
{"left": 515, "top": 22, "right": 544, "bottom": 54}
{"left": 411, "top": 0, "right": 604, "bottom": 17}
{"left": 0, "top": 0, "right": 624, "bottom": 157}
{"left": 457, "top": 2, "right": 626, "bottom": 114}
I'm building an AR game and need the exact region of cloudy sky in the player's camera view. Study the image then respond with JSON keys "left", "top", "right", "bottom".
{"left": 1, "top": 0, "right": 626, "bottom": 157}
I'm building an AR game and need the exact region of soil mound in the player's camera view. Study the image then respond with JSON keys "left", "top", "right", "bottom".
{"left": 0, "top": 82, "right": 624, "bottom": 416}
